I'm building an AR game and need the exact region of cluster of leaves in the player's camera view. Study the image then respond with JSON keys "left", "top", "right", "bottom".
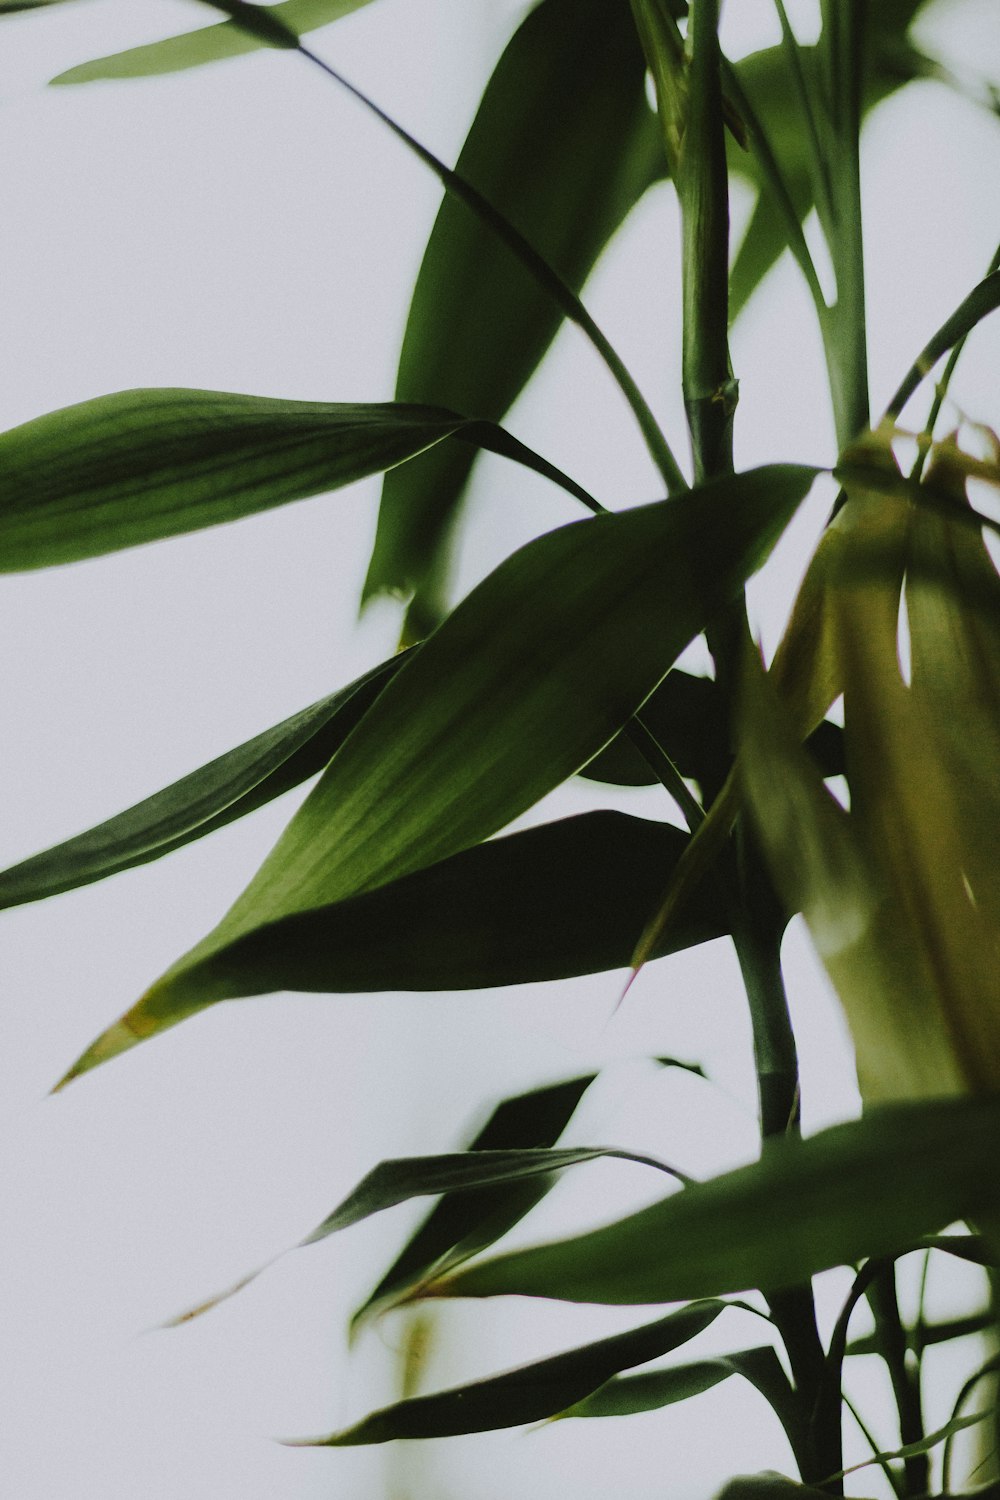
{"left": 3, "top": 0, "right": 1000, "bottom": 1495}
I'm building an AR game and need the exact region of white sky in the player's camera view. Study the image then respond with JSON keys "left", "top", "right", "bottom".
{"left": 0, "top": 1, "right": 998, "bottom": 1496}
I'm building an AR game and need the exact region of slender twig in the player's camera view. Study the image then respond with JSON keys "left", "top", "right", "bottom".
{"left": 866, "top": 1266, "right": 929, "bottom": 1495}
{"left": 195, "top": 1, "right": 688, "bottom": 496}
{"left": 843, "top": 1393, "right": 906, "bottom": 1500}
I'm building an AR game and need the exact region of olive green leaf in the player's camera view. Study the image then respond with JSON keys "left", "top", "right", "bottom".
{"left": 56, "top": 462, "right": 816, "bottom": 1087}
{"left": 426, "top": 1094, "right": 1000, "bottom": 1305}
{"left": 284, "top": 1301, "right": 727, "bottom": 1444}
{"left": 364, "top": 0, "right": 663, "bottom": 635}
{"left": 49, "top": 0, "right": 375, "bottom": 85}
{"left": 0, "top": 654, "right": 404, "bottom": 909}
{"left": 0, "top": 390, "right": 477, "bottom": 571}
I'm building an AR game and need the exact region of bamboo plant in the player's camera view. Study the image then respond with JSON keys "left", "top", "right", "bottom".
{"left": 2, "top": 0, "right": 1000, "bottom": 1494}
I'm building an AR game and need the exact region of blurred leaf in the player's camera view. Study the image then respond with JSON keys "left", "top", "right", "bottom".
{"left": 716, "top": 1476, "right": 844, "bottom": 1500}
{"left": 59, "top": 462, "right": 816, "bottom": 1086}
{"left": 364, "top": 0, "right": 663, "bottom": 632}
{"left": 50, "top": 0, "right": 375, "bottom": 85}
{"left": 0, "top": 390, "right": 484, "bottom": 571}
{"left": 0, "top": 654, "right": 403, "bottom": 908}
{"left": 285, "top": 1301, "right": 728, "bottom": 1444}
{"left": 839, "top": 1410, "right": 994, "bottom": 1481}
{"left": 353, "top": 1072, "right": 602, "bottom": 1329}
{"left": 168, "top": 1142, "right": 686, "bottom": 1326}
{"left": 428, "top": 1094, "right": 1000, "bottom": 1304}
{"left": 560, "top": 1345, "right": 792, "bottom": 1423}
{"left": 728, "top": 21, "right": 942, "bottom": 320}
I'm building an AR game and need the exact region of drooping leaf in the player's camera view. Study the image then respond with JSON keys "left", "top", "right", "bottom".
{"left": 427, "top": 1094, "right": 1000, "bottom": 1305}
{"left": 0, "top": 390, "right": 476, "bottom": 571}
{"left": 560, "top": 1346, "right": 796, "bottom": 1441}
{"left": 285, "top": 1301, "right": 727, "bottom": 1444}
{"left": 50, "top": 0, "right": 375, "bottom": 85}
{"left": 57, "top": 463, "right": 817, "bottom": 1085}
{"left": 364, "top": 0, "right": 663, "bottom": 632}
{"left": 353, "top": 1072, "right": 602, "bottom": 1329}
{"left": 0, "top": 654, "right": 404, "bottom": 909}
{"left": 167, "top": 1142, "right": 685, "bottom": 1326}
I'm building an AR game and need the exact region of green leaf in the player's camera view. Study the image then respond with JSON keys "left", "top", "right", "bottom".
{"left": 428, "top": 1095, "right": 1000, "bottom": 1305}
{"left": 0, "top": 390, "right": 474, "bottom": 571}
{"left": 167, "top": 1140, "right": 685, "bottom": 1327}
{"left": 353, "top": 1072, "right": 602, "bottom": 1329}
{"left": 364, "top": 0, "right": 663, "bottom": 631}
{"left": 58, "top": 462, "right": 816, "bottom": 1085}
{"left": 886, "top": 269, "right": 1000, "bottom": 419}
{"left": 284, "top": 1301, "right": 728, "bottom": 1444}
{"left": 716, "top": 1476, "right": 844, "bottom": 1500}
{"left": 0, "top": 654, "right": 404, "bottom": 909}
{"left": 121, "top": 813, "right": 728, "bottom": 1012}
{"left": 50, "top": 1, "right": 375, "bottom": 85}
{"left": 561, "top": 1345, "right": 788, "bottom": 1420}
{"left": 838, "top": 1410, "right": 994, "bottom": 1481}
{"left": 580, "top": 668, "right": 843, "bottom": 787}
{"left": 302, "top": 1146, "right": 686, "bottom": 1247}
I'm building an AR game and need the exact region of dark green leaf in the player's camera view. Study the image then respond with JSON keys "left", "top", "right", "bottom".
{"left": 839, "top": 1410, "right": 994, "bottom": 1481}
{"left": 0, "top": 654, "right": 403, "bottom": 909}
{"left": 50, "top": 0, "right": 375, "bottom": 85}
{"left": 303, "top": 1146, "right": 686, "bottom": 1247}
{"left": 431, "top": 1095, "right": 1000, "bottom": 1305}
{"left": 716, "top": 1477, "right": 840, "bottom": 1500}
{"left": 167, "top": 1139, "right": 684, "bottom": 1326}
{"left": 0, "top": 390, "right": 471, "bottom": 571}
{"left": 353, "top": 1073, "right": 601, "bottom": 1329}
{"left": 562, "top": 1346, "right": 796, "bottom": 1439}
{"left": 364, "top": 0, "right": 663, "bottom": 630}
{"left": 135, "top": 812, "right": 728, "bottom": 1010}
{"left": 285, "top": 1301, "right": 727, "bottom": 1444}
{"left": 580, "top": 669, "right": 843, "bottom": 787}
{"left": 59, "top": 462, "right": 816, "bottom": 1085}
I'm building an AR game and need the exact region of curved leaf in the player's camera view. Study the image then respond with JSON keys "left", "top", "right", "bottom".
{"left": 364, "top": 0, "right": 663, "bottom": 631}
{"left": 286, "top": 1301, "right": 727, "bottom": 1444}
{"left": 0, "top": 390, "right": 470, "bottom": 571}
{"left": 0, "top": 654, "right": 404, "bottom": 909}
{"left": 58, "top": 462, "right": 817, "bottom": 1086}
{"left": 50, "top": 0, "right": 375, "bottom": 85}
{"left": 353, "top": 1072, "right": 602, "bottom": 1329}
{"left": 561, "top": 1346, "right": 794, "bottom": 1433}
{"left": 429, "top": 1094, "right": 1000, "bottom": 1305}
{"left": 168, "top": 1141, "right": 685, "bottom": 1327}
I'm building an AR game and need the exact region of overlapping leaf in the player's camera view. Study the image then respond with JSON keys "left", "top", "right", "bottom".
{"left": 364, "top": 0, "right": 664, "bottom": 634}
{"left": 168, "top": 1140, "right": 684, "bottom": 1327}
{"left": 425, "top": 1094, "right": 1000, "bottom": 1305}
{"left": 0, "top": 655, "right": 403, "bottom": 908}
{"left": 0, "top": 390, "right": 475, "bottom": 570}
{"left": 285, "top": 1301, "right": 727, "bottom": 1444}
{"left": 49, "top": 0, "right": 375, "bottom": 84}
{"left": 57, "top": 462, "right": 817, "bottom": 1086}
{"left": 741, "top": 444, "right": 1000, "bottom": 1103}
{"left": 353, "top": 1072, "right": 602, "bottom": 1329}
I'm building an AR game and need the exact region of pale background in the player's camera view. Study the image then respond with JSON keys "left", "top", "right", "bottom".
{"left": 0, "top": 1, "right": 997, "bottom": 1495}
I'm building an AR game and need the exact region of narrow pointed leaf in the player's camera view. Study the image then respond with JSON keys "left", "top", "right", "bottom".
{"left": 50, "top": 1, "right": 375, "bottom": 85}
{"left": 59, "top": 463, "right": 817, "bottom": 1085}
{"left": 886, "top": 270, "right": 1000, "bottom": 419}
{"left": 365, "top": 0, "right": 663, "bottom": 627}
{"left": 353, "top": 1073, "right": 601, "bottom": 1329}
{"left": 0, "top": 390, "right": 473, "bottom": 571}
{"left": 287, "top": 1301, "right": 727, "bottom": 1444}
{"left": 167, "top": 1143, "right": 684, "bottom": 1326}
{"left": 428, "top": 1094, "right": 1000, "bottom": 1305}
{"left": 561, "top": 1346, "right": 793, "bottom": 1428}
{"left": 0, "top": 654, "right": 403, "bottom": 909}
{"left": 838, "top": 1411, "right": 994, "bottom": 1481}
